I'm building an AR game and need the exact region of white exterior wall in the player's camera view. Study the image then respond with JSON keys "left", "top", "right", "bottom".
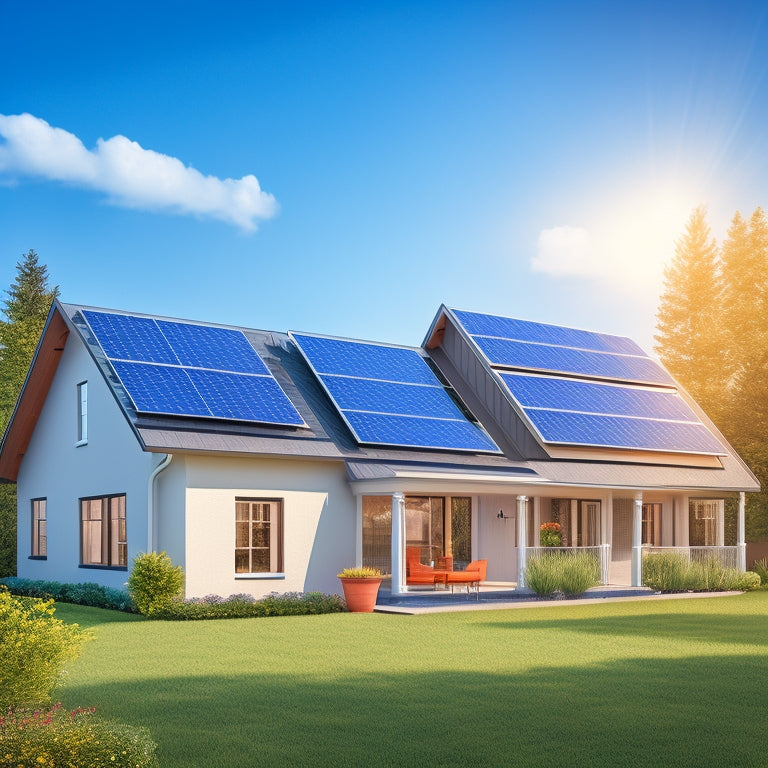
{"left": 476, "top": 494, "right": 517, "bottom": 581}
{"left": 179, "top": 455, "right": 356, "bottom": 599}
{"left": 16, "top": 334, "right": 154, "bottom": 590}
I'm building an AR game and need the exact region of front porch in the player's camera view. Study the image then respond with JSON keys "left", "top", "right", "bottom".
{"left": 357, "top": 489, "right": 747, "bottom": 593}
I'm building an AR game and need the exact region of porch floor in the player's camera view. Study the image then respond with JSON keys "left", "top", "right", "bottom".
{"left": 374, "top": 580, "right": 655, "bottom": 613}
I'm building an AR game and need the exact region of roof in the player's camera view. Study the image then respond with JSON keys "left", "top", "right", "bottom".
{"left": 0, "top": 300, "right": 759, "bottom": 493}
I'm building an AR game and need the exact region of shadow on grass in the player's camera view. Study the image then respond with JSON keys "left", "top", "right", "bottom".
{"left": 63, "top": 653, "right": 768, "bottom": 768}
{"left": 478, "top": 610, "right": 768, "bottom": 647}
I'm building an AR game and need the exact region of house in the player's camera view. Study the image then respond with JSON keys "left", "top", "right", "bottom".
{"left": 0, "top": 302, "right": 758, "bottom": 598}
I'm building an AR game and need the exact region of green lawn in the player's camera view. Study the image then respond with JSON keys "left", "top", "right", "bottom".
{"left": 54, "top": 593, "right": 768, "bottom": 768}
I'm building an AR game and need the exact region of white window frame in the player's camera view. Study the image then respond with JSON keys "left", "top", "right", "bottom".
{"left": 234, "top": 498, "right": 284, "bottom": 578}
{"left": 31, "top": 498, "right": 47, "bottom": 559}
{"left": 76, "top": 381, "right": 88, "bottom": 446}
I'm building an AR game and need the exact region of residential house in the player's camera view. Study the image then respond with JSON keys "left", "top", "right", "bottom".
{"left": 0, "top": 302, "right": 757, "bottom": 598}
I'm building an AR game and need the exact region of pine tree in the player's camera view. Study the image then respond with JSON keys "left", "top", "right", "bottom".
{"left": 654, "top": 206, "right": 726, "bottom": 417}
{"left": 0, "top": 250, "right": 60, "bottom": 576}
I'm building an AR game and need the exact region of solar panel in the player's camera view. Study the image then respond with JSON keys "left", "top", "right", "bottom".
{"left": 83, "top": 311, "right": 177, "bottom": 365}
{"left": 290, "top": 332, "right": 500, "bottom": 453}
{"left": 320, "top": 376, "right": 464, "bottom": 420}
{"left": 290, "top": 333, "right": 436, "bottom": 384}
{"left": 156, "top": 320, "right": 270, "bottom": 375}
{"left": 499, "top": 373, "right": 697, "bottom": 422}
{"left": 344, "top": 411, "right": 500, "bottom": 452}
{"left": 453, "top": 309, "right": 645, "bottom": 356}
{"left": 187, "top": 369, "right": 305, "bottom": 425}
{"left": 524, "top": 409, "right": 726, "bottom": 455}
{"left": 111, "top": 362, "right": 210, "bottom": 417}
{"left": 83, "top": 310, "right": 306, "bottom": 427}
{"left": 474, "top": 336, "right": 674, "bottom": 386}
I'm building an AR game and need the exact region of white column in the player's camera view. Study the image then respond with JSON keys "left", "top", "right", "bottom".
{"left": 391, "top": 492, "right": 406, "bottom": 595}
{"left": 738, "top": 492, "right": 747, "bottom": 572}
{"left": 631, "top": 492, "right": 643, "bottom": 587}
{"left": 355, "top": 495, "right": 363, "bottom": 567}
{"left": 516, "top": 495, "right": 528, "bottom": 590}
{"left": 532, "top": 496, "right": 541, "bottom": 547}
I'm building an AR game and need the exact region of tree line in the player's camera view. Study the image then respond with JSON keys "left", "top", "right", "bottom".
{"left": 656, "top": 206, "right": 768, "bottom": 540}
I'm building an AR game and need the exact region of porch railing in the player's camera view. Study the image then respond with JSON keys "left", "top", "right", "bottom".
{"left": 525, "top": 544, "right": 611, "bottom": 585}
{"left": 642, "top": 546, "right": 740, "bottom": 569}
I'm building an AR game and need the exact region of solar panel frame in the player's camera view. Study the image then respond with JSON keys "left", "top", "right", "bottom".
{"left": 290, "top": 331, "right": 501, "bottom": 453}
{"left": 83, "top": 311, "right": 178, "bottom": 365}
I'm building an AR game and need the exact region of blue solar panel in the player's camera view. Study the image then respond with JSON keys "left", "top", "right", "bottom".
{"left": 156, "top": 321, "right": 269, "bottom": 375}
{"left": 84, "top": 310, "right": 306, "bottom": 427}
{"left": 453, "top": 309, "right": 645, "bottom": 356}
{"left": 344, "top": 411, "right": 500, "bottom": 452}
{"left": 84, "top": 311, "right": 177, "bottom": 365}
{"left": 290, "top": 333, "right": 437, "bottom": 385}
{"left": 291, "top": 332, "right": 500, "bottom": 452}
{"left": 320, "top": 376, "right": 464, "bottom": 420}
{"left": 187, "top": 369, "right": 305, "bottom": 425}
{"left": 499, "top": 373, "right": 697, "bottom": 422}
{"left": 525, "top": 409, "right": 726, "bottom": 455}
{"left": 475, "top": 336, "right": 674, "bottom": 386}
{"left": 111, "top": 362, "right": 210, "bottom": 417}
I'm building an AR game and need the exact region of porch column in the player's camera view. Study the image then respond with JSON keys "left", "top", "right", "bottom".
{"left": 391, "top": 492, "right": 406, "bottom": 595}
{"left": 516, "top": 495, "right": 528, "bottom": 590}
{"left": 355, "top": 495, "right": 363, "bottom": 567}
{"left": 631, "top": 492, "right": 643, "bottom": 587}
{"left": 738, "top": 492, "right": 747, "bottom": 572}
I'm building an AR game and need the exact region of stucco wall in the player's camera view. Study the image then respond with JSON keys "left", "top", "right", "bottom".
{"left": 179, "top": 455, "right": 356, "bottom": 598}
{"left": 16, "top": 331, "right": 154, "bottom": 590}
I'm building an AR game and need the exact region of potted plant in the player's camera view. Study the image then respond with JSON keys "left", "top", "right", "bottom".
{"left": 540, "top": 521, "right": 563, "bottom": 547}
{"left": 337, "top": 566, "right": 382, "bottom": 612}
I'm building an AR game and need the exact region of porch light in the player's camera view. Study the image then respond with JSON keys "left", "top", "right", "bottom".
{"left": 497, "top": 509, "right": 511, "bottom": 520}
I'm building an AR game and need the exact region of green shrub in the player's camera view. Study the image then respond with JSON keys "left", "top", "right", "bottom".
{"left": 643, "top": 552, "right": 761, "bottom": 592}
{"left": 127, "top": 551, "right": 185, "bottom": 616}
{"left": 642, "top": 552, "right": 692, "bottom": 592}
{"left": 0, "top": 577, "right": 136, "bottom": 612}
{"left": 752, "top": 557, "right": 768, "bottom": 585}
{"left": 559, "top": 552, "right": 601, "bottom": 596}
{"left": 524, "top": 551, "right": 600, "bottom": 597}
{"left": 0, "top": 703, "right": 159, "bottom": 767}
{"left": 525, "top": 552, "right": 564, "bottom": 597}
{"left": 0, "top": 588, "right": 90, "bottom": 710}
{"left": 155, "top": 591, "right": 346, "bottom": 620}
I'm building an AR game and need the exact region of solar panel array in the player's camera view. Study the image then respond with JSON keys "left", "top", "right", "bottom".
{"left": 450, "top": 309, "right": 726, "bottom": 456}
{"left": 290, "top": 333, "right": 500, "bottom": 453}
{"left": 82, "top": 310, "right": 305, "bottom": 427}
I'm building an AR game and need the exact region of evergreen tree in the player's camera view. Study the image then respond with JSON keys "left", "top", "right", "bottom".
{"left": 654, "top": 206, "right": 726, "bottom": 418}
{"left": 720, "top": 208, "right": 768, "bottom": 378}
{"left": 0, "top": 250, "right": 59, "bottom": 576}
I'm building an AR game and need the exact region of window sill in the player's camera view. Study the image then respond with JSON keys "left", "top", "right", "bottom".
{"left": 28, "top": 555, "right": 47, "bottom": 560}
{"left": 78, "top": 564, "right": 128, "bottom": 571}
{"left": 235, "top": 573, "right": 286, "bottom": 580}
{"left": 74, "top": 439, "right": 88, "bottom": 448}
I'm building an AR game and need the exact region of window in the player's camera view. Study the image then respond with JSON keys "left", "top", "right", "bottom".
{"left": 642, "top": 503, "right": 661, "bottom": 545}
{"left": 235, "top": 498, "right": 283, "bottom": 574}
{"left": 76, "top": 381, "right": 88, "bottom": 445}
{"left": 31, "top": 498, "right": 47, "bottom": 558}
{"left": 80, "top": 494, "right": 127, "bottom": 568}
{"left": 689, "top": 499, "right": 723, "bottom": 546}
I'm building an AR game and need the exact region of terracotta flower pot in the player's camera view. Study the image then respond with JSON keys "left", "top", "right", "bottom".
{"left": 339, "top": 577, "right": 382, "bottom": 613}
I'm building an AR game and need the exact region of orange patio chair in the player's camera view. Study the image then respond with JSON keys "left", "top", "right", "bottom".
{"left": 446, "top": 559, "right": 488, "bottom": 595}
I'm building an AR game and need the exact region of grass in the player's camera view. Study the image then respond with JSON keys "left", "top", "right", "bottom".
{"left": 53, "top": 593, "right": 768, "bottom": 768}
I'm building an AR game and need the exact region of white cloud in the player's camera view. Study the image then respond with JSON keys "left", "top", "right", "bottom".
{"left": 0, "top": 113, "right": 278, "bottom": 231}
{"left": 532, "top": 226, "right": 596, "bottom": 277}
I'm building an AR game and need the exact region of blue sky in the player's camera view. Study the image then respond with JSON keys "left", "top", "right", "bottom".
{"left": 2, "top": 0, "right": 768, "bottom": 353}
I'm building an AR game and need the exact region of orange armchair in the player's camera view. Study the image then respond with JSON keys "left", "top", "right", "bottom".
{"left": 446, "top": 559, "right": 488, "bottom": 593}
